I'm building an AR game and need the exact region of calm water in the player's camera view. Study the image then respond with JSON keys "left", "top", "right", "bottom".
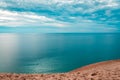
{"left": 0, "top": 33, "right": 120, "bottom": 73}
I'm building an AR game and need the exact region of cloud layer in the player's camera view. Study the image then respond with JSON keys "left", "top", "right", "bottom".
{"left": 0, "top": 0, "right": 120, "bottom": 32}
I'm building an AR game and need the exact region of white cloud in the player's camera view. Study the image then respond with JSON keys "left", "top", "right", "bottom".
{"left": 0, "top": 1, "right": 9, "bottom": 7}
{"left": 0, "top": 10, "right": 67, "bottom": 27}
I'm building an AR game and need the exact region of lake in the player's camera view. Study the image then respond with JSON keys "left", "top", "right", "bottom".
{"left": 0, "top": 33, "right": 120, "bottom": 73}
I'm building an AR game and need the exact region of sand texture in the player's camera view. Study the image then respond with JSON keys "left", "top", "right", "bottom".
{"left": 0, "top": 60, "right": 120, "bottom": 80}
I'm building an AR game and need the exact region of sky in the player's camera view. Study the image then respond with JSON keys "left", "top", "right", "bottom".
{"left": 0, "top": 0, "right": 120, "bottom": 33}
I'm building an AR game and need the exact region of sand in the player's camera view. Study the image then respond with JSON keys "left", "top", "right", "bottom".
{"left": 0, "top": 60, "right": 120, "bottom": 80}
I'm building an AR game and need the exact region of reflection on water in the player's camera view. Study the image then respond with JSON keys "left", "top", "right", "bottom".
{"left": 0, "top": 33, "right": 120, "bottom": 73}
{"left": 0, "top": 34, "right": 18, "bottom": 72}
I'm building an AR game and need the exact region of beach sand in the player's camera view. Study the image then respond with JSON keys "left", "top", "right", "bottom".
{"left": 0, "top": 60, "right": 120, "bottom": 80}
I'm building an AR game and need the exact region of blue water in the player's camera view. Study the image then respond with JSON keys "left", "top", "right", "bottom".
{"left": 0, "top": 33, "right": 120, "bottom": 73}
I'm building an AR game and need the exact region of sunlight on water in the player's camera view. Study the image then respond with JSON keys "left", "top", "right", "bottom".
{"left": 0, "top": 34, "right": 18, "bottom": 72}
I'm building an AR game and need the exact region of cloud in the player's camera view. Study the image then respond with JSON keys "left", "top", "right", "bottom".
{"left": 0, "top": 0, "right": 120, "bottom": 32}
{"left": 0, "top": 10, "right": 68, "bottom": 27}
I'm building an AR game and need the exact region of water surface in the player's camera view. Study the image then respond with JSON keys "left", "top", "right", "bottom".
{"left": 0, "top": 33, "right": 120, "bottom": 73}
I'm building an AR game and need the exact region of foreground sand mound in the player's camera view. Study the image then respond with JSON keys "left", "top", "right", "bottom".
{"left": 0, "top": 60, "right": 120, "bottom": 80}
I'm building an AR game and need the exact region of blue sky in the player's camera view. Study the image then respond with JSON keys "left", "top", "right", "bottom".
{"left": 0, "top": 0, "right": 120, "bottom": 33}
